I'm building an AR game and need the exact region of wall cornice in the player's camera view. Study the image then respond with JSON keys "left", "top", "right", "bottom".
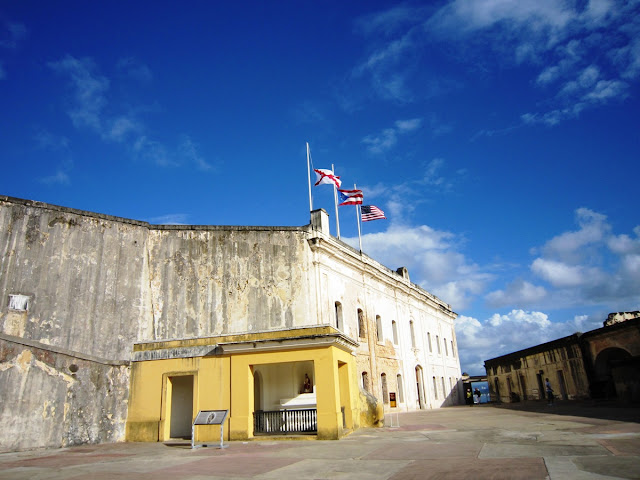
{"left": 307, "top": 236, "right": 456, "bottom": 318}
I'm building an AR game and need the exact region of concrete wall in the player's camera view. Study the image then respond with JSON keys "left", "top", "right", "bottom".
{"left": 146, "top": 227, "right": 315, "bottom": 340}
{"left": 0, "top": 197, "right": 318, "bottom": 451}
{"left": 486, "top": 337, "right": 591, "bottom": 403}
{"left": 0, "top": 197, "right": 316, "bottom": 357}
{"left": 486, "top": 317, "right": 640, "bottom": 403}
{"left": 0, "top": 197, "right": 459, "bottom": 450}
{"left": 0, "top": 197, "right": 152, "bottom": 360}
{"left": 0, "top": 334, "right": 129, "bottom": 453}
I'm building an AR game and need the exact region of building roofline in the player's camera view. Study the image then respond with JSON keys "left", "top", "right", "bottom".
{"left": 2, "top": 194, "right": 456, "bottom": 317}
{"left": 484, "top": 332, "right": 582, "bottom": 365}
{"left": 580, "top": 315, "right": 640, "bottom": 339}
{"left": 1, "top": 194, "right": 309, "bottom": 232}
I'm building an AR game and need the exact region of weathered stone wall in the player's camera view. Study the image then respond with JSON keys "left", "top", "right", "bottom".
{"left": 486, "top": 337, "right": 591, "bottom": 402}
{"left": 0, "top": 197, "right": 153, "bottom": 360}
{"left": 146, "top": 227, "right": 315, "bottom": 340}
{"left": 0, "top": 197, "right": 317, "bottom": 355}
{"left": 0, "top": 334, "right": 129, "bottom": 452}
{"left": 0, "top": 197, "right": 460, "bottom": 451}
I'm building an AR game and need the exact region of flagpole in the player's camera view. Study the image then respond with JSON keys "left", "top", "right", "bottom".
{"left": 306, "top": 142, "right": 313, "bottom": 212}
{"left": 332, "top": 163, "right": 340, "bottom": 239}
{"left": 355, "top": 183, "right": 362, "bottom": 252}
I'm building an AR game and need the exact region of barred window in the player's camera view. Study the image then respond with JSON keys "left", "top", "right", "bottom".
{"left": 9, "top": 294, "right": 30, "bottom": 311}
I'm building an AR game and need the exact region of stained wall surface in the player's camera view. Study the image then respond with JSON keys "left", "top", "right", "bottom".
{"left": 0, "top": 196, "right": 460, "bottom": 451}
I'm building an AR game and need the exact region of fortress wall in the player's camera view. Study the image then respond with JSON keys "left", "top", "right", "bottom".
{"left": 145, "top": 227, "right": 315, "bottom": 340}
{"left": 0, "top": 197, "right": 153, "bottom": 361}
{"left": 0, "top": 334, "right": 130, "bottom": 452}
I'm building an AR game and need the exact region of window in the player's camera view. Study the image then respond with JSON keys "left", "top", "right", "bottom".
{"left": 427, "top": 332, "right": 432, "bottom": 352}
{"left": 357, "top": 309, "right": 365, "bottom": 339}
{"left": 451, "top": 340, "right": 455, "bottom": 357}
{"left": 8, "top": 294, "right": 30, "bottom": 311}
{"left": 362, "top": 372, "right": 369, "bottom": 392}
{"left": 436, "top": 335, "right": 441, "bottom": 354}
{"left": 441, "top": 377, "right": 446, "bottom": 397}
{"left": 433, "top": 376, "right": 438, "bottom": 399}
{"left": 444, "top": 338, "right": 448, "bottom": 356}
{"left": 392, "top": 320, "right": 398, "bottom": 345}
{"left": 381, "top": 373, "right": 389, "bottom": 403}
{"left": 334, "top": 301, "right": 343, "bottom": 330}
{"left": 397, "top": 374, "right": 404, "bottom": 403}
{"left": 410, "top": 320, "right": 416, "bottom": 348}
{"left": 376, "top": 315, "right": 383, "bottom": 342}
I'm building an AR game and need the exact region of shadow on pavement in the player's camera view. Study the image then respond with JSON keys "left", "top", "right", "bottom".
{"left": 488, "top": 399, "right": 640, "bottom": 423}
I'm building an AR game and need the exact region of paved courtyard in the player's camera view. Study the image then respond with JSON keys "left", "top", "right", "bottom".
{"left": 1, "top": 402, "right": 639, "bottom": 479}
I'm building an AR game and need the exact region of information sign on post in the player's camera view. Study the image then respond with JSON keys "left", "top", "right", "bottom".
{"left": 389, "top": 392, "right": 397, "bottom": 408}
{"left": 192, "top": 410, "right": 229, "bottom": 449}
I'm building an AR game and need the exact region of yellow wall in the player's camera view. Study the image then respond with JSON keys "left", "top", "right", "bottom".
{"left": 126, "top": 343, "right": 360, "bottom": 443}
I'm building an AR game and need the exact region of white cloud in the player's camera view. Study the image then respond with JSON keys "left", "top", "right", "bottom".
{"left": 107, "top": 116, "right": 141, "bottom": 142}
{"left": 455, "top": 309, "right": 605, "bottom": 374}
{"left": 361, "top": 158, "right": 462, "bottom": 224}
{"left": 362, "top": 118, "right": 422, "bottom": 154}
{"left": 1, "top": 21, "right": 27, "bottom": 49}
{"left": 486, "top": 279, "right": 547, "bottom": 307}
{"left": 178, "top": 135, "right": 213, "bottom": 171}
{"left": 362, "top": 128, "right": 397, "bottom": 154}
{"left": 39, "top": 170, "right": 70, "bottom": 186}
{"left": 524, "top": 208, "right": 640, "bottom": 307}
{"left": 34, "top": 130, "right": 70, "bottom": 151}
{"left": 49, "top": 55, "right": 213, "bottom": 170}
{"left": 356, "top": 34, "right": 414, "bottom": 74}
{"left": 395, "top": 118, "right": 422, "bottom": 132}
{"left": 33, "top": 130, "right": 73, "bottom": 185}
{"left": 608, "top": 227, "right": 640, "bottom": 254}
{"left": 116, "top": 57, "right": 153, "bottom": 83}
{"left": 531, "top": 258, "right": 601, "bottom": 288}
{"left": 132, "top": 135, "right": 176, "bottom": 167}
{"left": 537, "top": 207, "right": 609, "bottom": 261}
{"left": 488, "top": 309, "right": 550, "bottom": 328}
{"left": 149, "top": 213, "right": 190, "bottom": 225}
{"left": 343, "top": 224, "right": 492, "bottom": 309}
{"left": 49, "top": 55, "right": 109, "bottom": 131}
{"left": 357, "top": 0, "right": 640, "bottom": 125}
{"left": 354, "top": 5, "right": 424, "bottom": 37}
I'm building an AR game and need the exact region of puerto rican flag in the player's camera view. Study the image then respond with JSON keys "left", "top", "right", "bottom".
{"left": 338, "top": 188, "right": 363, "bottom": 206}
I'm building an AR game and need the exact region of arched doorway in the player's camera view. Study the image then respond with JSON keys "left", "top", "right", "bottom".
{"left": 593, "top": 347, "right": 632, "bottom": 399}
{"left": 253, "top": 370, "right": 263, "bottom": 411}
{"left": 415, "top": 366, "right": 425, "bottom": 409}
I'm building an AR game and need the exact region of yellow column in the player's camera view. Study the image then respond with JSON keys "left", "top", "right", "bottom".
{"left": 229, "top": 356, "right": 254, "bottom": 440}
{"left": 314, "top": 348, "right": 341, "bottom": 439}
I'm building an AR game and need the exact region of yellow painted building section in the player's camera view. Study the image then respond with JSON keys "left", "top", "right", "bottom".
{"left": 126, "top": 327, "right": 362, "bottom": 443}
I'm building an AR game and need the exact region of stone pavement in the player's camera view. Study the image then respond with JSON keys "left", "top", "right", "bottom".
{"left": 1, "top": 402, "right": 639, "bottom": 480}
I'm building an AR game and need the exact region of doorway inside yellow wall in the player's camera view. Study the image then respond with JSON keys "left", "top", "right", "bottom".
{"left": 252, "top": 361, "right": 317, "bottom": 435}
{"left": 165, "top": 375, "right": 194, "bottom": 440}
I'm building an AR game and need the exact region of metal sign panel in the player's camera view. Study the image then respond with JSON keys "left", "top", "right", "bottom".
{"left": 193, "top": 410, "right": 228, "bottom": 426}
{"left": 192, "top": 410, "right": 229, "bottom": 449}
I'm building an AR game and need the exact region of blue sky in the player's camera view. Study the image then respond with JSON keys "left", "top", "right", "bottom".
{"left": 2, "top": 1, "right": 639, "bottom": 374}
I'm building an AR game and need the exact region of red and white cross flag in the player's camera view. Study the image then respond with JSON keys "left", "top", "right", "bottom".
{"left": 314, "top": 168, "right": 342, "bottom": 188}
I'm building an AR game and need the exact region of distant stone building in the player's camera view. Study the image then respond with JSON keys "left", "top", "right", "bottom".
{"left": 485, "top": 314, "right": 640, "bottom": 403}
{"left": 0, "top": 195, "right": 461, "bottom": 452}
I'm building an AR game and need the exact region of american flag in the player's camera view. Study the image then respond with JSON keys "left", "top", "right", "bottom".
{"left": 338, "top": 188, "right": 363, "bottom": 206}
{"left": 360, "top": 205, "right": 386, "bottom": 222}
